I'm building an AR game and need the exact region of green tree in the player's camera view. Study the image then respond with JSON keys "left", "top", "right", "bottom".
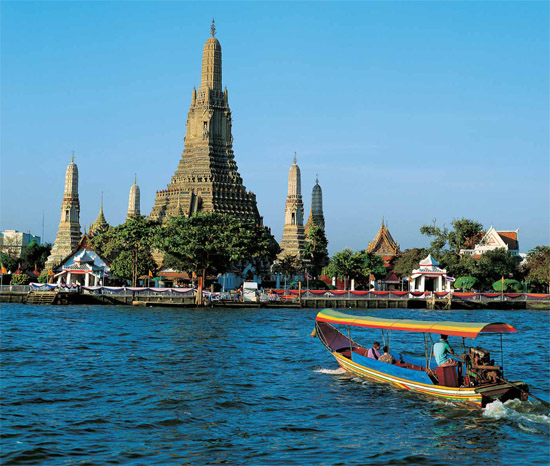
{"left": 323, "top": 249, "right": 385, "bottom": 290}
{"left": 37, "top": 270, "right": 50, "bottom": 284}
{"left": 492, "top": 279, "right": 522, "bottom": 293}
{"left": 420, "top": 218, "right": 484, "bottom": 256}
{"left": 474, "top": 248, "right": 520, "bottom": 291}
{"left": 0, "top": 252, "right": 18, "bottom": 273}
{"left": 524, "top": 246, "right": 550, "bottom": 292}
{"left": 439, "top": 251, "right": 476, "bottom": 279}
{"left": 393, "top": 248, "right": 428, "bottom": 277}
{"left": 303, "top": 226, "right": 329, "bottom": 277}
{"left": 156, "top": 213, "right": 279, "bottom": 287}
{"left": 90, "top": 216, "right": 159, "bottom": 286}
{"left": 454, "top": 276, "right": 478, "bottom": 291}
{"left": 11, "top": 273, "right": 30, "bottom": 285}
{"left": 19, "top": 241, "right": 52, "bottom": 272}
{"left": 278, "top": 254, "right": 302, "bottom": 286}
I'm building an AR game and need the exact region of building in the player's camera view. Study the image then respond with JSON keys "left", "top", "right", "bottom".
{"left": 367, "top": 219, "right": 400, "bottom": 267}
{"left": 305, "top": 176, "right": 325, "bottom": 234}
{"left": 88, "top": 194, "right": 109, "bottom": 236}
{"left": 127, "top": 176, "right": 141, "bottom": 219}
{"left": 45, "top": 156, "right": 81, "bottom": 269}
{"left": 279, "top": 154, "right": 306, "bottom": 260}
{"left": 150, "top": 21, "right": 261, "bottom": 224}
{"left": 53, "top": 234, "right": 110, "bottom": 286}
{"left": 410, "top": 254, "right": 451, "bottom": 292}
{"left": 460, "top": 226, "right": 519, "bottom": 258}
{"left": 0, "top": 230, "right": 41, "bottom": 257}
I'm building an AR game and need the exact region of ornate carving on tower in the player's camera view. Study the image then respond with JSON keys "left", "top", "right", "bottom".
{"left": 89, "top": 193, "right": 109, "bottom": 235}
{"left": 127, "top": 176, "right": 141, "bottom": 219}
{"left": 45, "top": 155, "right": 82, "bottom": 269}
{"left": 279, "top": 154, "right": 306, "bottom": 259}
{"left": 305, "top": 175, "right": 325, "bottom": 234}
{"left": 150, "top": 23, "right": 261, "bottom": 225}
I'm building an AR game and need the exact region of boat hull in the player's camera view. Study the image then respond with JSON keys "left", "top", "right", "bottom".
{"left": 332, "top": 351, "right": 485, "bottom": 406}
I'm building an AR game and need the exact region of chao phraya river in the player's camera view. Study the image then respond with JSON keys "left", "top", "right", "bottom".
{"left": 1, "top": 305, "right": 549, "bottom": 465}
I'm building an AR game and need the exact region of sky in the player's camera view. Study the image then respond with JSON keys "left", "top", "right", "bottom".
{"left": 1, "top": 1, "right": 549, "bottom": 255}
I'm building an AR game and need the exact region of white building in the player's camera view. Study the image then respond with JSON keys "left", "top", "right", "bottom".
{"left": 0, "top": 230, "right": 41, "bottom": 257}
{"left": 53, "top": 236, "right": 109, "bottom": 286}
{"left": 460, "top": 226, "right": 519, "bottom": 258}
{"left": 410, "top": 254, "right": 451, "bottom": 292}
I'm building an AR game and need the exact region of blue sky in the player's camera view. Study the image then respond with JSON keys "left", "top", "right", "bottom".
{"left": 1, "top": 1, "right": 548, "bottom": 254}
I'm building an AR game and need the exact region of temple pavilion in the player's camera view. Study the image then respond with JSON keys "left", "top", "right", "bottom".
{"left": 410, "top": 254, "right": 451, "bottom": 293}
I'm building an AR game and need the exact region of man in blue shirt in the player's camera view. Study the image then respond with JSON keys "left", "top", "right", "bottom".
{"left": 433, "top": 335, "right": 459, "bottom": 367}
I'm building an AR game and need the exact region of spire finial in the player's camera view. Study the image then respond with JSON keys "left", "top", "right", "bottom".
{"left": 71, "top": 151, "right": 75, "bottom": 163}
{"left": 134, "top": 173, "right": 137, "bottom": 185}
{"left": 382, "top": 216, "right": 385, "bottom": 226}
{"left": 293, "top": 152, "right": 297, "bottom": 165}
{"left": 316, "top": 174, "right": 319, "bottom": 184}
{"left": 211, "top": 19, "right": 216, "bottom": 37}
{"left": 100, "top": 192, "right": 103, "bottom": 211}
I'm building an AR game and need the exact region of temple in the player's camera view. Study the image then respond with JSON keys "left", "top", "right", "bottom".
{"left": 45, "top": 156, "right": 82, "bottom": 269}
{"left": 150, "top": 21, "right": 261, "bottom": 224}
{"left": 89, "top": 193, "right": 109, "bottom": 236}
{"left": 127, "top": 176, "right": 141, "bottom": 219}
{"left": 367, "top": 219, "right": 400, "bottom": 267}
{"left": 279, "top": 154, "right": 305, "bottom": 259}
{"left": 305, "top": 176, "right": 325, "bottom": 234}
{"left": 460, "top": 226, "right": 519, "bottom": 258}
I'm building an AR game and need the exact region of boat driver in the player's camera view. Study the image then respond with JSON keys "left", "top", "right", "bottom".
{"left": 433, "top": 335, "right": 460, "bottom": 368}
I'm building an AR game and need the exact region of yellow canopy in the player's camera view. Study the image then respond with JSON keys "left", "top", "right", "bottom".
{"left": 315, "top": 309, "right": 517, "bottom": 338}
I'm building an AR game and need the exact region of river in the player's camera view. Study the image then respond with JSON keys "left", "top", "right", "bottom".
{"left": 1, "top": 304, "right": 549, "bottom": 465}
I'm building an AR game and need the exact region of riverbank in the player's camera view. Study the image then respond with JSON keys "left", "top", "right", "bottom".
{"left": 2, "top": 289, "right": 549, "bottom": 310}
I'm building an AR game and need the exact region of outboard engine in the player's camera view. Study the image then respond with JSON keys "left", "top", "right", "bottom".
{"left": 466, "top": 347, "right": 501, "bottom": 385}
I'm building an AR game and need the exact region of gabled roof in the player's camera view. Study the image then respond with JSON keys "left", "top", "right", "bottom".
{"left": 367, "top": 220, "right": 400, "bottom": 256}
{"left": 477, "top": 226, "right": 519, "bottom": 251}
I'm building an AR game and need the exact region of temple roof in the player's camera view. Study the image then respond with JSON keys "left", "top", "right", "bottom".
{"left": 89, "top": 195, "right": 109, "bottom": 235}
{"left": 367, "top": 220, "right": 400, "bottom": 256}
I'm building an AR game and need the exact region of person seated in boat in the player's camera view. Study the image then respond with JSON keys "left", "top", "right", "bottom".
{"left": 367, "top": 341, "right": 381, "bottom": 360}
{"left": 378, "top": 346, "right": 396, "bottom": 364}
{"left": 433, "top": 335, "right": 460, "bottom": 368}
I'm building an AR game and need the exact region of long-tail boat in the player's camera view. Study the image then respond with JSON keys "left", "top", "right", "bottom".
{"left": 313, "top": 309, "right": 529, "bottom": 407}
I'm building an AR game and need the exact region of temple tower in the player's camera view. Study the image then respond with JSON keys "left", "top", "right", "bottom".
{"left": 305, "top": 175, "right": 325, "bottom": 234}
{"left": 367, "top": 219, "right": 400, "bottom": 267}
{"left": 45, "top": 156, "right": 81, "bottom": 269}
{"left": 89, "top": 193, "right": 109, "bottom": 235}
{"left": 127, "top": 176, "right": 141, "bottom": 219}
{"left": 150, "top": 21, "right": 261, "bottom": 224}
{"left": 279, "top": 154, "right": 305, "bottom": 259}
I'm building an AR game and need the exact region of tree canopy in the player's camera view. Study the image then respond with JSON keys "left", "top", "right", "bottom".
{"left": 303, "top": 226, "right": 329, "bottom": 278}
{"left": 393, "top": 248, "right": 428, "bottom": 277}
{"left": 524, "top": 246, "right": 550, "bottom": 292}
{"left": 420, "top": 218, "right": 484, "bottom": 256}
{"left": 90, "top": 216, "right": 159, "bottom": 286}
{"left": 155, "top": 213, "right": 279, "bottom": 283}
{"left": 323, "top": 249, "right": 386, "bottom": 290}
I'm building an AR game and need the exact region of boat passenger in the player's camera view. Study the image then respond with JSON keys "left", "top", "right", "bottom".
{"left": 378, "top": 346, "right": 396, "bottom": 364}
{"left": 367, "top": 342, "right": 381, "bottom": 360}
{"left": 433, "top": 335, "right": 459, "bottom": 368}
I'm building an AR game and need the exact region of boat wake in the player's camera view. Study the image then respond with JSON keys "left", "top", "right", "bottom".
{"left": 314, "top": 367, "right": 346, "bottom": 375}
{"left": 483, "top": 399, "right": 550, "bottom": 433}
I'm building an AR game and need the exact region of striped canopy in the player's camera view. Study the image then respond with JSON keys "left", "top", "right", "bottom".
{"left": 315, "top": 309, "right": 517, "bottom": 338}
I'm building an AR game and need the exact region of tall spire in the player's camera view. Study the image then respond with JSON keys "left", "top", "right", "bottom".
{"left": 89, "top": 192, "right": 109, "bottom": 235}
{"left": 280, "top": 157, "right": 305, "bottom": 259}
{"left": 306, "top": 175, "right": 325, "bottom": 234}
{"left": 200, "top": 20, "right": 222, "bottom": 91}
{"left": 127, "top": 176, "right": 141, "bottom": 219}
{"left": 45, "top": 157, "right": 82, "bottom": 269}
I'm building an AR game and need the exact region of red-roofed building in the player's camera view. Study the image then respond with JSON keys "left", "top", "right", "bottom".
{"left": 461, "top": 226, "right": 520, "bottom": 257}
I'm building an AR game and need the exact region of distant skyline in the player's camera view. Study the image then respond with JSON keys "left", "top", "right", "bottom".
{"left": 1, "top": 1, "right": 548, "bottom": 254}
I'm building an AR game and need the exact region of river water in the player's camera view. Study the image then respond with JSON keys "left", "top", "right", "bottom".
{"left": 1, "top": 304, "right": 549, "bottom": 465}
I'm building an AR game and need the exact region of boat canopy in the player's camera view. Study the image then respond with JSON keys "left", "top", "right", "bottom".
{"left": 315, "top": 309, "right": 517, "bottom": 338}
